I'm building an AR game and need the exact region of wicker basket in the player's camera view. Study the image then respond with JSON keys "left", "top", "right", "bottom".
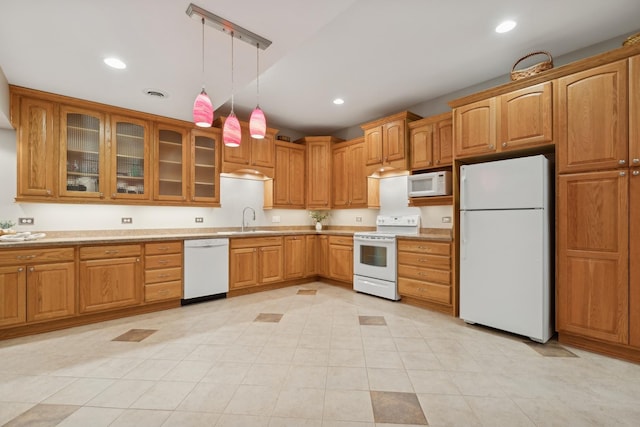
{"left": 623, "top": 32, "right": 640, "bottom": 46}
{"left": 510, "top": 51, "right": 553, "bottom": 81}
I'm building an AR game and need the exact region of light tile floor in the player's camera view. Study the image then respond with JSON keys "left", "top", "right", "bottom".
{"left": 2, "top": 282, "right": 640, "bottom": 426}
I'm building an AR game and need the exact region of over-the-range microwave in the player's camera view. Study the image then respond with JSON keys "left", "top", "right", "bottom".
{"left": 407, "top": 171, "right": 452, "bottom": 197}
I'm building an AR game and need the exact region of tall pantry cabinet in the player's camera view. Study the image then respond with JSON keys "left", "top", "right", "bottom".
{"left": 556, "top": 54, "right": 640, "bottom": 357}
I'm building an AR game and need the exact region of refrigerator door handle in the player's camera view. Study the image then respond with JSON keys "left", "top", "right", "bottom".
{"left": 460, "top": 168, "right": 467, "bottom": 210}
{"left": 461, "top": 210, "right": 467, "bottom": 260}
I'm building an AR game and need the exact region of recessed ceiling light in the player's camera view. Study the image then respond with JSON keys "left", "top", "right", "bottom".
{"left": 333, "top": 98, "right": 344, "bottom": 105}
{"left": 495, "top": 20, "right": 517, "bottom": 33}
{"left": 104, "top": 57, "right": 126, "bottom": 69}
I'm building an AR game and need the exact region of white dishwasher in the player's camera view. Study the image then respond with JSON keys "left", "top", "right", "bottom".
{"left": 183, "top": 238, "right": 229, "bottom": 305}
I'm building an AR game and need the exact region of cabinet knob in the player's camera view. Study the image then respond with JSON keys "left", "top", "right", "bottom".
{"left": 633, "top": 170, "right": 640, "bottom": 176}
{"left": 620, "top": 171, "right": 626, "bottom": 177}
{"left": 136, "top": 258, "right": 140, "bottom": 262}
{"left": 502, "top": 142, "right": 508, "bottom": 148}
{"left": 17, "top": 267, "right": 24, "bottom": 272}
{"left": 489, "top": 144, "right": 495, "bottom": 150}
{"left": 99, "top": 192, "right": 104, "bottom": 198}
{"left": 633, "top": 158, "right": 640, "bottom": 164}
{"left": 112, "top": 193, "right": 117, "bottom": 198}
{"left": 619, "top": 159, "right": 626, "bottom": 165}
{"left": 46, "top": 189, "right": 52, "bottom": 195}
{"left": 29, "top": 267, "right": 35, "bottom": 273}
{"left": 435, "top": 160, "right": 440, "bottom": 164}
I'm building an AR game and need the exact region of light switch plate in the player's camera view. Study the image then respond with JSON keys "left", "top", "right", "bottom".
{"left": 272, "top": 216, "right": 281, "bottom": 223}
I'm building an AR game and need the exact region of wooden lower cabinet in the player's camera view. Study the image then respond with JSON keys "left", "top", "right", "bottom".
{"left": 144, "top": 241, "right": 182, "bottom": 303}
{"left": 79, "top": 244, "right": 143, "bottom": 313}
{"left": 0, "top": 266, "right": 26, "bottom": 327}
{"left": 305, "top": 235, "right": 317, "bottom": 277}
{"left": 284, "top": 235, "right": 306, "bottom": 279}
{"left": 397, "top": 239, "right": 452, "bottom": 313}
{"left": 0, "top": 248, "right": 75, "bottom": 326}
{"left": 229, "top": 237, "right": 283, "bottom": 290}
{"left": 317, "top": 235, "right": 329, "bottom": 277}
{"left": 557, "top": 171, "right": 629, "bottom": 344}
{"left": 328, "top": 236, "right": 353, "bottom": 282}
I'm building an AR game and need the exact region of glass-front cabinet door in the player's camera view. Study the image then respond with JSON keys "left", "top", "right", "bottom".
{"left": 110, "top": 115, "right": 150, "bottom": 200}
{"left": 191, "top": 129, "right": 220, "bottom": 203}
{"left": 59, "top": 105, "right": 106, "bottom": 198}
{"left": 155, "top": 125, "right": 188, "bottom": 201}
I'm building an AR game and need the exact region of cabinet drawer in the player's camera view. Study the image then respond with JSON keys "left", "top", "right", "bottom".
{"left": 145, "top": 267, "right": 181, "bottom": 284}
{"left": 146, "top": 241, "right": 182, "bottom": 255}
{"left": 230, "top": 236, "right": 283, "bottom": 249}
{"left": 398, "top": 252, "right": 450, "bottom": 270}
{"left": 398, "top": 264, "right": 450, "bottom": 284}
{"left": 397, "top": 240, "right": 450, "bottom": 256}
{"left": 80, "top": 244, "right": 141, "bottom": 260}
{"left": 145, "top": 253, "right": 182, "bottom": 269}
{"left": 0, "top": 247, "right": 74, "bottom": 266}
{"left": 145, "top": 281, "right": 182, "bottom": 302}
{"left": 329, "top": 235, "right": 353, "bottom": 246}
{"left": 399, "top": 277, "right": 451, "bottom": 305}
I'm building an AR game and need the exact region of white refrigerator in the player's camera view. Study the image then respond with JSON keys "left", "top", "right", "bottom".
{"left": 459, "top": 155, "right": 552, "bottom": 343}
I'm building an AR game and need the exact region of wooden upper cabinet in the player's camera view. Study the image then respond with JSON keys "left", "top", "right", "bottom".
{"left": 630, "top": 55, "right": 640, "bottom": 167}
{"left": 557, "top": 60, "right": 628, "bottom": 174}
{"left": 273, "top": 141, "right": 305, "bottom": 208}
{"left": 59, "top": 105, "right": 106, "bottom": 199}
{"left": 302, "top": 136, "right": 342, "bottom": 209}
{"left": 409, "top": 112, "right": 452, "bottom": 171}
{"left": 434, "top": 116, "right": 453, "bottom": 166}
{"left": 332, "top": 144, "right": 349, "bottom": 208}
{"left": 16, "top": 97, "right": 57, "bottom": 198}
{"left": 109, "top": 115, "right": 151, "bottom": 201}
{"left": 349, "top": 142, "right": 367, "bottom": 206}
{"left": 499, "top": 82, "right": 553, "bottom": 151}
{"left": 409, "top": 122, "right": 434, "bottom": 170}
{"left": 190, "top": 128, "right": 221, "bottom": 204}
{"left": 557, "top": 170, "right": 629, "bottom": 344}
{"left": 361, "top": 111, "right": 420, "bottom": 174}
{"left": 454, "top": 97, "right": 497, "bottom": 159}
{"left": 218, "top": 117, "right": 277, "bottom": 177}
{"left": 364, "top": 126, "right": 383, "bottom": 165}
{"left": 155, "top": 124, "right": 188, "bottom": 202}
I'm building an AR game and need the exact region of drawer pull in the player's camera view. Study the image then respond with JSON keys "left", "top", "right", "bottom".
{"left": 16, "top": 254, "right": 37, "bottom": 260}
{"left": 158, "top": 274, "right": 170, "bottom": 279}
{"left": 157, "top": 247, "right": 170, "bottom": 251}
{"left": 418, "top": 258, "right": 427, "bottom": 263}
{"left": 158, "top": 260, "right": 169, "bottom": 265}
{"left": 158, "top": 289, "right": 168, "bottom": 295}
{"left": 104, "top": 250, "right": 120, "bottom": 255}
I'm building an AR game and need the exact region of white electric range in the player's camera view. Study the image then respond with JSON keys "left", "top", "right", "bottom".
{"left": 353, "top": 214, "right": 420, "bottom": 300}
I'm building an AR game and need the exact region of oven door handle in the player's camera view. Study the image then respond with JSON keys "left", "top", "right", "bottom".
{"left": 353, "top": 236, "right": 395, "bottom": 244}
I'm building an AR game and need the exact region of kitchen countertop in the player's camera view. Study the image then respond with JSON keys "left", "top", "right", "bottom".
{"left": 0, "top": 227, "right": 452, "bottom": 248}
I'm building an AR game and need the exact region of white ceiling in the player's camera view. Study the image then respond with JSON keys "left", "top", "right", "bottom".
{"left": 1, "top": 0, "right": 639, "bottom": 135}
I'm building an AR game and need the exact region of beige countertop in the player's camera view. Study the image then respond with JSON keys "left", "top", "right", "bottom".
{"left": 0, "top": 227, "right": 452, "bottom": 248}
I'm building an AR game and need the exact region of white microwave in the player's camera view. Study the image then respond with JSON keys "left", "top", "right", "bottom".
{"left": 408, "top": 171, "right": 452, "bottom": 197}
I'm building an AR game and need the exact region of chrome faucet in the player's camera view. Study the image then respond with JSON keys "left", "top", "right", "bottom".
{"left": 241, "top": 206, "right": 256, "bottom": 232}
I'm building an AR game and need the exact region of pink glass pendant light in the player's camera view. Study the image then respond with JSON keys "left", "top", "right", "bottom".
{"left": 193, "top": 88, "right": 213, "bottom": 127}
{"left": 223, "top": 31, "right": 242, "bottom": 147}
{"left": 223, "top": 113, "right": 241, "bottom": 147}
{"left": 193, "top": 18, "right": 213, "bottom": 127}
{"left": 249, "top": 43, "right": 267, "bottom": 139}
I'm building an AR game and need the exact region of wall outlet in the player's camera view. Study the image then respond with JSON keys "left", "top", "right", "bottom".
{"left": 18, "top": 217, "right": 34, "bottom": 225}
{"left": 272, "top": 215, "right": 281, "bottom": 223}
{"left": 442, "top": 216, "right": 452, "bottom": 223}
{"left": 121, "top": 217, "right": 133, "bottom": 224}
{"left": 355, "top": 216, "right": 363, "bottom": 222}
{"left": 195, "top": 217, "right": 204, "bottom": 223}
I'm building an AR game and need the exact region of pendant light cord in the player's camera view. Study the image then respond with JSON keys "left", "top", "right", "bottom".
{"left": 201, "top": 18, "right": 205, "bottom": 89}
{"left": 230, "top": 31, "right": 235, "bottom": 112}
{"left": 256, "top": 43, "right": 260, "bottom": 107}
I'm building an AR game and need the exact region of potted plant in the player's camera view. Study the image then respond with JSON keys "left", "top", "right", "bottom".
{"left": 309, "top": 210, "right": 329, "bottom": 231}
{"left": 0, "top": 220, "right": 16, "bottom": 235}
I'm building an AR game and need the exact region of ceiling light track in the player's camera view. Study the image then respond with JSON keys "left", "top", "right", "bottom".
{"left": 186, "top": 3, "right": 272, "bottom": 50}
